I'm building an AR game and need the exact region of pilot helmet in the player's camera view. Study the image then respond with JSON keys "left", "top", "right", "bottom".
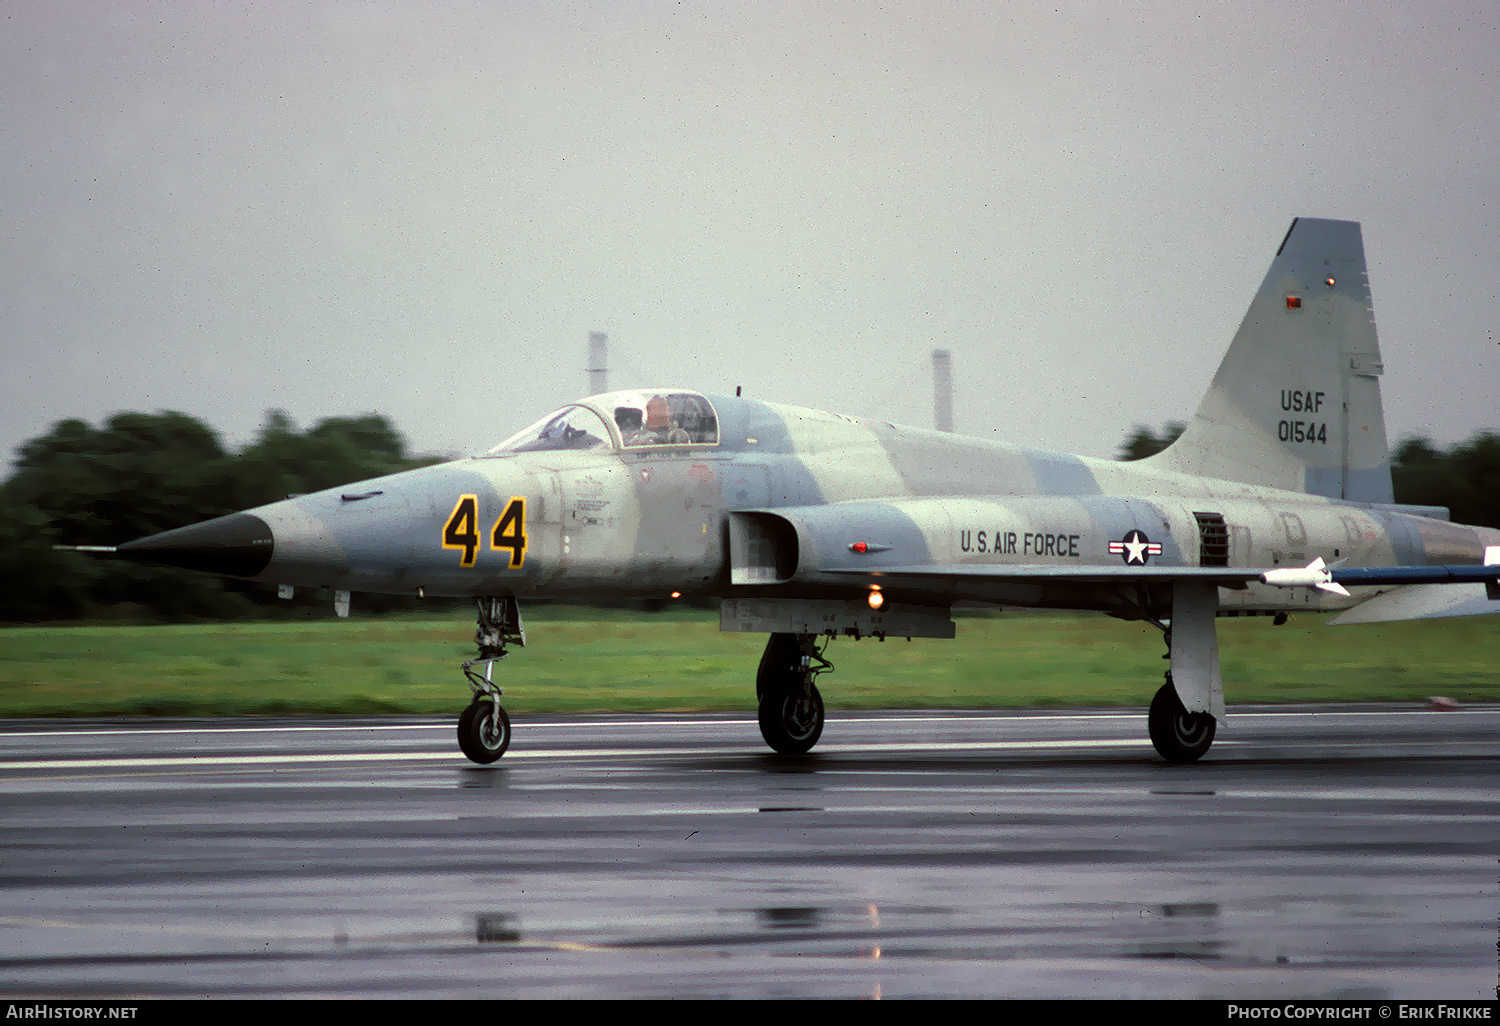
{"left": 644, "top": 395, "right": 670, "bottom": 430}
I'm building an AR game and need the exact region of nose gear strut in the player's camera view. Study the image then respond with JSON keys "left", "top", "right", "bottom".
{"left": 457, "top": 596, "right": 525, "bottom": 764}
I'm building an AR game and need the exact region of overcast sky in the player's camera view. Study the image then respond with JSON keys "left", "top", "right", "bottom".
{"left": 3, "top": 0, "right": 1496, "bottom": 474}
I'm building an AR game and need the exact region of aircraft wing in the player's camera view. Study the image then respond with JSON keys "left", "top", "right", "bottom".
{"left": 820, "top": 561, "right": 1500, "bottom": 586}
{"left": 1323, "top": 565, "right": 1500, "bottom": 587}
{"left": 819, "top": 564, "right": 1264, "bottom": 585}
{"left": 819, "top": 558, "right": 1500, "bottom": 622}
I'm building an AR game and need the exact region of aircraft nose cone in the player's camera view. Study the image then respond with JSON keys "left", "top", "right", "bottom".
{"left": 115, "top": 512, "right": 275, "bottom": 578}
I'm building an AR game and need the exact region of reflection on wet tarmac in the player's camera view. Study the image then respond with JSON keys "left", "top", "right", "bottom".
{"left": 475, "top": 913, "right": 519, "bottom": 943}
{"left": 457, "top": 769, "right": 510, "bottom": 788}
{"left": 1160, "top": 902, "right": 1219, "bottom": 917}
{"left": 756, "top": 907, "right": 820, "bottom": 929}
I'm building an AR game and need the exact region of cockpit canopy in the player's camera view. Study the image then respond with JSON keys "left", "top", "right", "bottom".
{"left": 607, "top": 390, "right": 718, "bottom": 447}
{"left": 485, "top": 390, "right": 719, "bottom": 455}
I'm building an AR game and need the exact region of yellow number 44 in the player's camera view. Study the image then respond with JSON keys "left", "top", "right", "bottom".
{"left": 443, "top": 495, "right": 526, "bottom": 569}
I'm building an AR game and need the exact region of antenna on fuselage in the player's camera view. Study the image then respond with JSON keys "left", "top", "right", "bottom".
{"left": 587, "top": 332, "right": 608, "bottom": 395}
{"left": 932, "top": 349, "right": 953, "bottom": 433}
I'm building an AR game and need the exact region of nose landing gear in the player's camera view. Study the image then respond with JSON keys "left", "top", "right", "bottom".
{"left": 458, "top": 596, "right": 524, "bottom": 765}
{"left": 458, "top": 697, "right": 511, "bottom": 764}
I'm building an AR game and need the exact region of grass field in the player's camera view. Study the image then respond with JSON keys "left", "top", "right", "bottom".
{"left": 1, "top": 608, "right": 1497, "bottom": 717}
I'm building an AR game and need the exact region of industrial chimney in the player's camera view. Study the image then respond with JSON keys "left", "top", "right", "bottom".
{"left": 932, "top": 349, "right": 953, "bottom": 433}
{"left": 587, "top": 332, "right": 608, "bottom": 394}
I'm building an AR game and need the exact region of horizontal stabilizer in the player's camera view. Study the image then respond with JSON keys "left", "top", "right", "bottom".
{"left": 1329, "top": 583, "right": 1500, "bottom": 624}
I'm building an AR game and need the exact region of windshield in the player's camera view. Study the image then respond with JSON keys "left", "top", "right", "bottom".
{"left": 485, "top": 406, "right": 611, "bottom": 455}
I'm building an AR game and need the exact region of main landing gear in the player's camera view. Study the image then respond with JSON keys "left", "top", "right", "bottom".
{"left": 1139, "top": 582, "right": 1224, "bottom": 763}
{"left": 1148, "top": 677, "right": 1216, "bottom": 763}
{"left": 756, "top": 632, "right": 830, "bottom": 754}
{"left": 457, "top": 596, "right": 524, "bottom": 765}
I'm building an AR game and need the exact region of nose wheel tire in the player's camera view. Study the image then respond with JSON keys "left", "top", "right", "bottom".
{"left": 458, "top": 700, "right": 511, "bottom": 764}
{"left": 1148, "top": 680, "right": 1215, "bottom": 763}
{"left": 758, "top": 683, "right": 824, "bottom": 755}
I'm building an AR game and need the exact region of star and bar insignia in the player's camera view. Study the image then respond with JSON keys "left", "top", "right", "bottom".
{"left": 1108, "top": 529, "right": 1162, "bottom": 565}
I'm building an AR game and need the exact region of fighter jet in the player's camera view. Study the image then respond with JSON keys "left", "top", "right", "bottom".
{"left": 93, "top": 218, "right": 1500, "bottom": 765}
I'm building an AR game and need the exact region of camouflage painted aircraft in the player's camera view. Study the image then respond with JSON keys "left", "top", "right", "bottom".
{"left": 95, "top": 218, "right": 1499, "bottom": 765}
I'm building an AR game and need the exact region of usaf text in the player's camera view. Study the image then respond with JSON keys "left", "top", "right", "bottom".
{"left": 958, "top": 530, "right": 1080, "bottom": 557}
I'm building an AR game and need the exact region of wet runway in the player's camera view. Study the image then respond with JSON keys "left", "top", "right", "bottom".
{"left": 0, "top": 706, "right": 1496, "bottom": 999}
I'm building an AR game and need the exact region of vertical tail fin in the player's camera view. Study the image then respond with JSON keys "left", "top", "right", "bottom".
{"left": 1149, "top": 218, "right": 1392, "bottom": 503}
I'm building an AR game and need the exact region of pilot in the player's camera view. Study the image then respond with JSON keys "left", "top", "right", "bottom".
{"left": 644, "top": 396, "right": 691, "bottom": 445}
{"left": 619, "top": 405, "right": 664, "bottom": 447}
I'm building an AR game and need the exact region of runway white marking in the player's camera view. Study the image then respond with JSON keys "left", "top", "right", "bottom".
{"left": 0, "top": 708, "right": 1459, "bottom": 741}
{"left": 0, "top": 737, "right": 1177, "bottom": 772}
{"left": 1, "top": 709, "right": 1485, "bottom": 773}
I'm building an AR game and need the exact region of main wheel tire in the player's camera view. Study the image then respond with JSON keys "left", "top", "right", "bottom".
{"left": 458, "top": 700, "right": 511, "bottom": 764}
{"left": 758, "top": 682, "right": 824, "bottom": 755}
{"left": 1148, "top": 680, "right": 1216, "bottom": 763}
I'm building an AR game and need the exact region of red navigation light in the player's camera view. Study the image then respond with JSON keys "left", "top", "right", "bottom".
{"left": 850, "top": 542, "right": 868, "bottom": 554}
{"left": 1285, "top": 296, "right": 1302, "bottom": 309}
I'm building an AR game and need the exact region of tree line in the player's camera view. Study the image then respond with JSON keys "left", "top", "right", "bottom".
{"left": 0, "top": 410, "right": 444, "bottom": 622}
{"left": 1, "top": 411, "right": 1495, "bottom": 622}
